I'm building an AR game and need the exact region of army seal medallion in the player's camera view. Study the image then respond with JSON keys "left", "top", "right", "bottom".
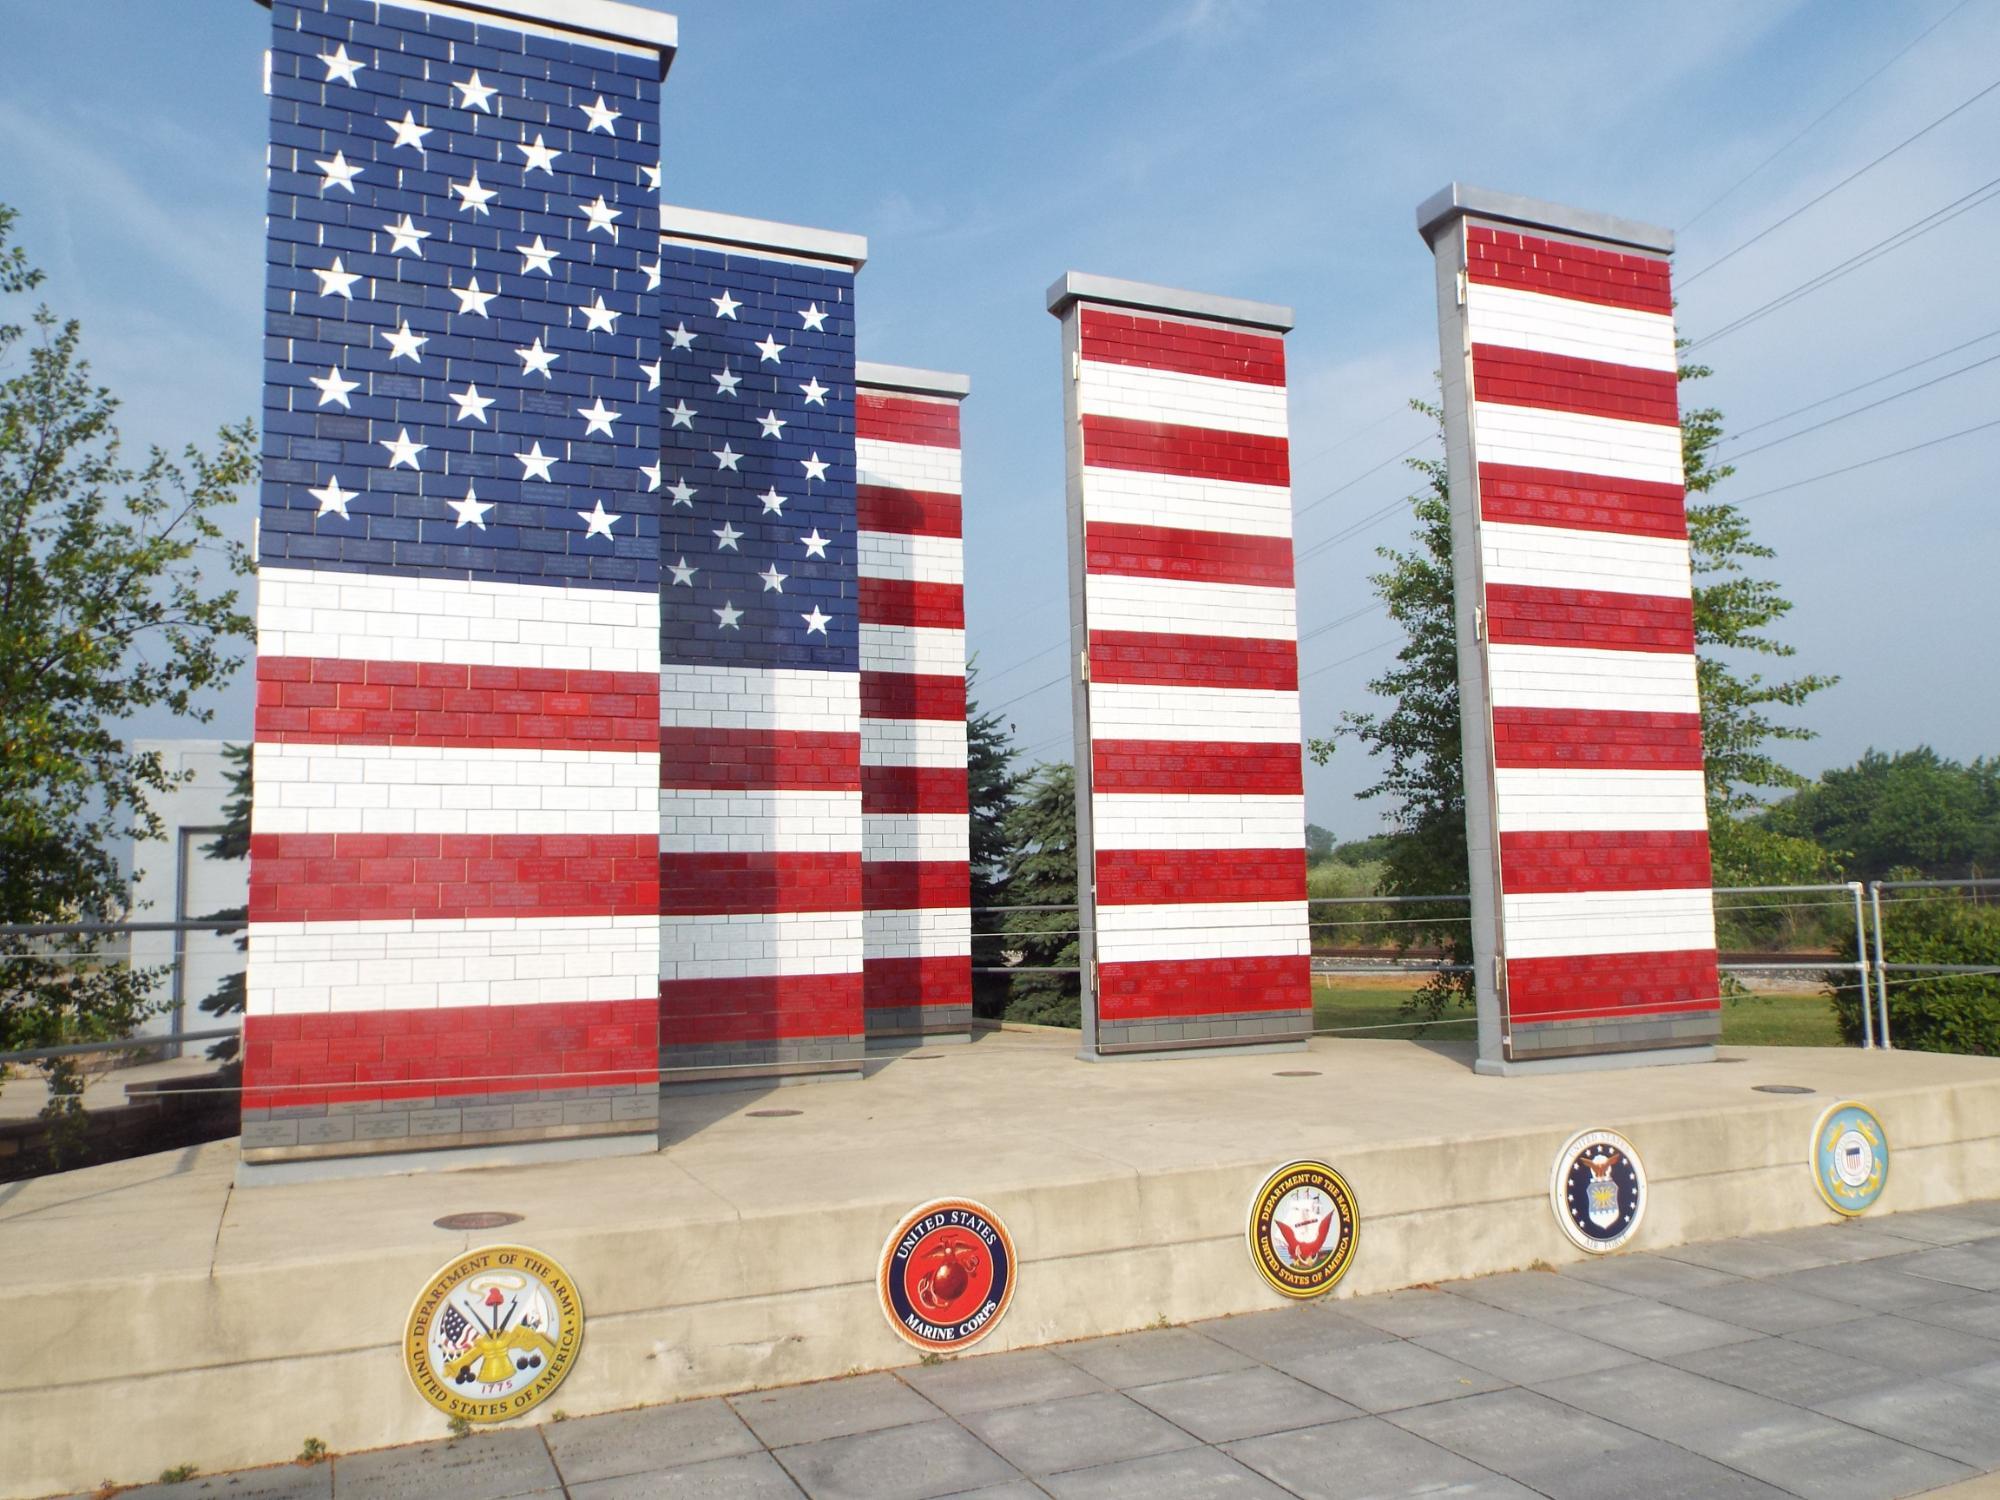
{"left": 405, "top": 1245, "right": 582, "bottom": 1422}
{"left": 1813, "top": 1101, "right": 1888, "bottom": 1216}
{"left": 1552, "top": 1129, "right": 1646, "bottom": 1254}
{"left": 1248, "top": 1160, "right": 1359, "bottom": 1298}
{"left": 879, "top": 1199, "right": 1017, "bottom": 1353}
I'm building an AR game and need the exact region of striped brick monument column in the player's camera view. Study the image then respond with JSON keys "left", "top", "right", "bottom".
{"left": 1046, "top": 274, "right": 1311, "bottom": 1059}
{"left": 856, "top": 364, "right": 974, "bottom": 1048}
{"left": 243, "top": 0, "right": 674, "bottom": 1172}
{"left": 655, "top": 209, "right": 871, "bottom": 1088}
{"left": 1418, "top": 184, "right": 1720, "bottom": 1071}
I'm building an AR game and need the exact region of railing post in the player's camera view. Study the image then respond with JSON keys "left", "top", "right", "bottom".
{"left": 1849, "top": 881, "right": 1875, "bottom": 1049}
{"left": 1870, "top": 881, "right": 1893, "bottom": 1050}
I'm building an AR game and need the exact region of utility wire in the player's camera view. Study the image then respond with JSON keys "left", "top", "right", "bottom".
{"left": 1679, "top": 69, "right": 2000, "bottom": 286}
{"left": 971, "top": 637, "right": 1067, "bottom": 691}
{"left": 1300, "top": 637, "right": 1400, "bottom": 683}
{"left": 1730, "top": 415, "right": 2000, "bottom": 503}
{"left": 985, "top": 671, "right": 1068, "bottom": 716}
{"left": 1677, "top": 0, "right": 1980, "bottom": 233}
{"left": 1294, "top": 434, "right": 1436, "bottom": 522}
{"left": 1723, "top": 325, "right": 2000, "bottom": 442}
{"left": 1300, "top": 602, "right": 1382, "bottom": 643}
{"left": 1724, "top": 349, "right": 2000, "bottom": 463}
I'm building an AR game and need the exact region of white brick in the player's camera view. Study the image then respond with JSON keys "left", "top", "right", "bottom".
{"left": 1465, "top": 281, "right": 1677, "bottom": 372}
{"left": 1471, "top": 403, "right": 1683, "bottom": 486}
{"left": 1078, "top": 359, "right": 1289, "bottom": 437}
{"left": 1501, "top": 889, "right": 1717, "bottom": 960}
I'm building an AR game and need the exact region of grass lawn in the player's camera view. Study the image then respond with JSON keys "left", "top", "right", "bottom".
{"left": 1311, "top": 977, "right": 1845, "bottom": 1048}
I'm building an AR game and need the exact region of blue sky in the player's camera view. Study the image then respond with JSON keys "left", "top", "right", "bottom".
{"left": 6, "top": 0, "right": 1997, "bottom": 837}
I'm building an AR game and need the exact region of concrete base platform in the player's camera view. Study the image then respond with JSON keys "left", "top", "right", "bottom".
{"left": 6, "top": 1033, "right": 1999, "bottom": 1498}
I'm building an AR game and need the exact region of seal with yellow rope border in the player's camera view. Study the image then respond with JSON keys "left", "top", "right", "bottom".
{"left": 1813, "top": 1101, "right": 1888, "bottom": 1216}
{"left": 1248, "top": 1160, "right": 1358, "bottom": 1298}
{"left": 405, "top": 1245, "right": 582, "bottom": 1422}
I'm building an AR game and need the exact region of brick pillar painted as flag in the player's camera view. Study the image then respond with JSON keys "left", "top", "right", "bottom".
{"left": 656, "top": 209, "right": 871, "bottom": 1087}
{"left": 244, "top": 0, "right": 675, "bottom": 1168}
{"left": 855, "top": 363, "right": 973, "bottom": 1047}
{"left": 1419, "top": 185, "right": 1720, "bottom": 1069}
{"left": 1047, "top": 274, "right": 1311, "bottom": 1059}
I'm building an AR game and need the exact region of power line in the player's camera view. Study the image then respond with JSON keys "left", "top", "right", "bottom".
{"left": 985, "top": 670, "right": 1069, "bottom": 716}
{"left": 1290, "top": 401, "right": 1423, "bottom": 470}
{"left": 1729, "top": 415, "right": 2000, "bottom": 503}
{"left": 1294, "top": 433, "right": 1436, "bottom": 523}
{"left": 971, "top": 636, "right": 1066, "bottom": 691}
{"left": 1296, "top": 492, "right": 1421, "bottom": 564}
{"left": 1299, "top": 602, "right": 1382, "bottom": 643}
{"left": 1677, "top": 0, "right": 1980, "bottom": 233}
{"left": 1723, "top": 325, "right": 2000, "bottom": 442}
{"left": 1679, "top": 69, "right": 2000, "bottom": 287}
{"left": 1300, "top": 637, "right": 1400, "bottom": 683}
{"left": 1723, "top": 349, "right": 2000, "bottom": 464}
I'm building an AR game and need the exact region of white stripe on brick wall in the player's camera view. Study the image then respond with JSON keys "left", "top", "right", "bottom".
{"left": 253, "top": 743, "right": 658, "bottom": 836}
{"left": 856, "top": 436, "right": 962, "bottom": 496}
{"left": 658, "top": 912, "right": 866, "bottom": 979}
{"left": 1084, "top": 574, "right": 1297, "bottom": 640}
{"left": 1465, "top": 281, "right": 1677, "bottom": 372}
{"left": 659, "top": 789, "right": 861, "bottom": 853}
{"left": 858, "top": 530, "right": 965, "bottom": 584}
{"left": 1501, "top": 888, "right": 1718, "bottom": 961}
{"left": 862, "top": 812, "right": 971, "bottom": 861}
{"left": 1486, "top": 645, "right": 1699, "bottom": 715}
{"left": 1091, "top": 795, "right": 1307, "bottom": 850}
{"left": 861, "top": 719, "right": 969, "bottom": 767}
{"left": 863, "top": 907, "right": 973, "bottom": 957}
{"left": 659, "top": 665, "right": 861, "bottom": 734}
{"left": 1081, "top": 467, "right": 1293, "bottom": 538}
{"left": 1491, "top": 767, "right": 1709, "bottom": 832}
{"left": 1078, "top": 359, "right": 1290, "bottom": 438}
{"left": 1481, "top": 522, "right": 1693, "bottom": 597}
{"left": 257, "top": 567, "right": 660, "bottom": 674}
{"left": 1471, "top": 403, "right": 1684, "bottom": 487}
{"left": 247, "top": 914, "right": 658, "bottom": 1015}
{"left": 1093, "top": 901, "right": 1310, "bottom": 962}
{"left": 860, "top": 623, "right": 965, "bottom": 676}
{"left": 1088, "top": 684, "right": 1302, "bottom": 744}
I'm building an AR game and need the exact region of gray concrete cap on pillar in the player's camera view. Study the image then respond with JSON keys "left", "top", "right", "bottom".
{"left": 253, "top": 0, "right": 678, "bottom": 75}
{"left": 659, "top": 205, "right": 867, "bottom": 268}
{"left": 1415, "top": 182, "right": 1673, "bottom": 255}
{"left": 1045, "top": 271, "right": 1293, "bottom": 332}
{"left": 855, "top": 362, "right": 971, "bottom": 400}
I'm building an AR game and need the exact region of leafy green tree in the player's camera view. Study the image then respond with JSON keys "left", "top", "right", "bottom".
{"left": 1768, "top": 748, "right": 2000, "bottom": 881}
{"left": 1828, "top": 888, "right": 2000, "bottom": 1054}
{"left": 999, "top": 762, "right": 1081, "bottom": 1027}
{"left": 0, "top": 204, "right": 255, "bottom": 1118}
{"left": 964, "top": 662, "right": 1025, "bottom": 1018}
{"left": 195, "top": 742, "right": 252, "bottom": 1062}
{"left": 1304, "top": 823, "right": 1336, "bottom": 863}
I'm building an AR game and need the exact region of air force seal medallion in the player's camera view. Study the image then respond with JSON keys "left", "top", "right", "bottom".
{"left": 1249, "top": 1160, "right": 1358, "bottom": 1298}
{"left": 1552, "top": 1129, "right": 1645, "bottom": 1254}
{"left": 879, "top": 1199, "right": 1017, "bottom": 1353}
{"left": 1814, "top": 1101, "right": 1888, "bottom": 1216}
{"left": 404, "top": 1246, "right": 581, "bottom": 1423}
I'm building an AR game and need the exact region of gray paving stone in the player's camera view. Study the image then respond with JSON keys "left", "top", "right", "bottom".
{"left": 1787, "top": 1312, "right": 2000, "bottom": 1374}
{"left": 1945, "top": 1358, "right": 2000, "bottom": 1397}
{"left": 1899, "top": 1290, "right": 2000, "bottom": 1340}
{"left": 1779, "top": 1256, "right": 1974, "bottom": 1311}
{"left": 1556, "top": 1297, "right": 1764, "bottom": 1358}
{"left": 1816, "top": 1376, "right": 2000, "bottom": 1467}
{"left": 1413, "top": 1310, "right": 1641, "bottom": 1384}
{"left": 1041, "top": 1444, "right": 1297, "bottom": 1498}
{"left": 897, "top": 1346, "right": 1107, "bottom": 1416}
{"left": 1899, "top": 1243, "right": 2000, "bottom": 1292}
{"left": 1667, "top": 1334, "right": 1903, "bottom": 1407}
{"left": 1658, "top": 1276, "right": 1864, "bottom": 1334}
{"left": 1658, "top": 1233, "right": 1844, "bottom": 1278}
{"left": 729, "top": 1373, "right": 939, "bottom": 1449}
{"left": 1192, "top": 1304, "right": 1394, "bottom": 1365}
{"left": 329, "top": 1429, "right": 561, "bottom": 1499}
{"left": 1281, "top": 1337, "right": 1509, "bottom": 1413}
{"left": 1226, "top": 1416, "right": 1539, "bottom": 1499}
{"left": 962, "top": 1390, "right": 1199, "bottom": 1476}
{"left": 1053, "top": 1326, "right": 1253, "bottom": 1389}
{"left": 1554, "top": 1253, "right": 1741, "bottom": 1299}
{"left": 1445, "top": 1267, "right": 1634, "bottom": 1317}
{"left": 1124, "top": 1365, "right": 1358, "bottom": 1443}
{"left": 1870, "top": 1208, "right": 2000, "bottom": 1246}
{"left": 769, "top": 1417, "right": 1020, "bottom": 1500}
{"left": 567, "top": 1450, "right": 805, "bottom": 1499}
{"left": 95, "top": 1463, "right": 333, "bottom": 1500}
{"left": 1535, "top": 1358, "right": 1795, "bottom": 1442}
{"left": 543, "top": 1397, "right": 760, "bottom": 1482}
{"left": 1337, "top": 1285, "right": 1521, "bottom": 1338}
{"left": 1770, "top": 1222, "right": 1936, "bottom": 1266}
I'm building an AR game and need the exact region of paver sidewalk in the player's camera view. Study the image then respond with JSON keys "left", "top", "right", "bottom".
{"left": 77, "top": 1201, "right": 2000, "bottom": 1499}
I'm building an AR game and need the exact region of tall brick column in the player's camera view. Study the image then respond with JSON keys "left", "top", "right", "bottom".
{"left": 244, "top": 0, "right": 674, "bottom": 1173}
{"left": 855, "top": 364, "right": 973, "bottom": 1048}
{"left": 1047, "top": 274, "right": 1311, "bottom": 1059}
{"left": 655, "top": 209, "right": 871, "bottom": 1088}
{"left": 1419, "top": 184, "right": 1720, "bottom": 1072}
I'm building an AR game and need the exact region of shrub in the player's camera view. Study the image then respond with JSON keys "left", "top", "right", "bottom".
{"left": 1829, "top": 892, "right": 2000, "bottom": 1054}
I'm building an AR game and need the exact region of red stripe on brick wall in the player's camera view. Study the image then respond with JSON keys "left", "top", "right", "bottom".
{"left": 1466, "top": 225, "right": 1673, "bottom": 315}
{"left": 659, "top": 972, "right": 864, "bottom": 1045}
{"left": 1096, "top": 847, "right": 1305, "bottom": 906}
{"left": 659, "top": 851, "right": 862, "bottom": 916}
{"left": 658, "top": 728, "right": 861, "bottom": 791}
{"left": 1084, "top": 522, "right": 1295, "bottom": 588}
{"left": 1485, "top": 584, "right": 1695, "bottom": 653}
{"left": 856, "top": 391, "right": 961, "bottom": 448}
{"left": 1506, "top": 949, "right": 1721, "bottom": 1025}
{"left": 1492, "top": 708, "right": 1706, "bottom": 770}
{"left": 863, "top": 955, "right": 972, "bottom": 1010}
{"left": 256, "top": 657, "right": 658, "bottom": 751}
{"left": 860, "top": 671, "right": 966, "bottom": 723}
{"left": 1081, "top": 415, "right": 1291, "bottom": 486}
{"left": 859, "top": 577, "right": 965, "bottom": 631}
{"left": 1499, "top": 830, "right": 1713, "bottom": 894}
{"left": 861, "top": 765, "right": 970, "bottom": 815}
{"left": 1471, "top": 344, "right": 1680, "bottom": 427}
{"left": 1079, "top": 306, "right": 1287, "bottom": 386}
{"left": 1087, "top": 631, "right": 1300, "bottom": 691}
{"left": 856, "top": 485, "right": 962, "bottom": 539}
{"left": 1478, "top": 464, "right": 1688, "bottom": 539}
{"left": 1092, "top": 740, "right": 1304, "bottom": 795}
{"left": 248, "top": 833, "right": 658, "bottom": 922}
{"left": 861, "top": 860, "right": 971, "bottom": 912}
{"left": 1097, "top": 955, "right": 1311, "bottom": 1021}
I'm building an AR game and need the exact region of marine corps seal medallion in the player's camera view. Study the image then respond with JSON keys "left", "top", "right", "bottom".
{"left": 1813, "top": 1101, "right": 1888, "bottom": 1216}
{"left": 1552, "top": 1128, "right": 1646, "bottom": 1254}
{"left": 1248, "top": 1160, "right": 1359, "bottom": 1298}
{"left": 404, "top": 1245, "right": 582, "bottom": 1422}
{"left": 879, "top": 1199, "right": 1017, "bottom": 1353}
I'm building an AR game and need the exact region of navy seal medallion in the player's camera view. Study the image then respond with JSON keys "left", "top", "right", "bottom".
{"left": 404, "top": 1245, "right": 582, "bottom": 1422}
{"left": 1552, "top": 1129, "right": 1645, "bottom": 1254}
{"left": 1813, "top": 1101, "right": 1888, "bottom": 1216}
{"left": 879, "top": 1199, "right": 1017, "bottom": 1353}
{"left": 1248, "top": 1160, "right": 1359, "bottom": 1298}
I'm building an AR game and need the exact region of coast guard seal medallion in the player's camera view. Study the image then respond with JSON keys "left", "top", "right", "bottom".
{"left": 404, "top": 1245, "right": 581, "bottom": 1422}
{"left": 1551, "top": 1129, "right": 1646, "bottom": 1254}
{"left": 1813, "top": 1101, "right": 1888, "bottom": 1216}
{"left": 879, "top": 1199, "right": 1016, "bottom": 1353}
{"left": 1248, "top": 1160, "right": 1358, "bottom": 1298}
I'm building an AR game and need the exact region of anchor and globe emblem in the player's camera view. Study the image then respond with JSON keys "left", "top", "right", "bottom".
{"left": 1551, "top": 1129, "right": 1646, "bottom": 1254}
{"left": 404, "top": 1246, "right": 583, "bottom": 1422}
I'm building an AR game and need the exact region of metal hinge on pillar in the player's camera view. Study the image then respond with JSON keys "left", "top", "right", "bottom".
{"left": 1456, "top": 268, "right": 1467, "bottom": 307}
{"left": 1070, "top": 349, "right": 1080, "bottom": 383}
{"left": 1078, "top": 650, "right": 1090, "bottom": 683}
{"left": 1473, "top": 604, "right": 1485, "bottom": 642}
